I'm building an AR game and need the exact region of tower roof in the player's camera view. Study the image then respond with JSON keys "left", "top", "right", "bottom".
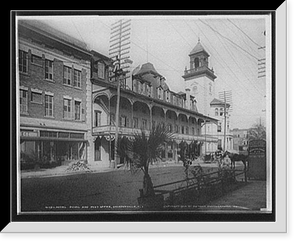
{"left": 189, "top": 39, "right": 209, "bottom": 57}
{"left": 210, "top": 98, "right": 230, "bottom": 107}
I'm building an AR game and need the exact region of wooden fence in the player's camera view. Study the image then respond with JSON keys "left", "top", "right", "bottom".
{"left": 152, "top": 167, "right": 248, "bottom": 206}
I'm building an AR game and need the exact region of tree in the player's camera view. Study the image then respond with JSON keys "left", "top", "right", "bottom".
{"left": 248, "top": 123, "right": 266, "bottom": 141}
{"left": 118, "top": 124, "right": 173, "bottom": 197}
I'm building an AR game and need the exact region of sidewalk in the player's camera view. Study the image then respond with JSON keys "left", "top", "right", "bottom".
{"left": 205, "top": 180, "right": 267, "bottom": 210}
{"left": 21, "top": 164, "right": 113, "bottom": 179}
{"left": 20, "top": 159, "right": 207, "bottom": 179}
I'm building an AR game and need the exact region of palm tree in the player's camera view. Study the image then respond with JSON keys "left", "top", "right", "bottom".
{"left": 248, "top": 123, "right": 266, "bottom": 141}
{"left": 119, "top": 124, "right": 173, "bottom": 197}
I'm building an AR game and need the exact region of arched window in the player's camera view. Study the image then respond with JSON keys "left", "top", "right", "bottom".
{"left": 194, "top": 57, "right": 200, "bottom": 68}
{"left": 215, "top": 108, "right": 219, "bottom": 116}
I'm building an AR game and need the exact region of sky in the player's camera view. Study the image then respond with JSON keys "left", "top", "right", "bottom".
{"left": 19, "top": 14, "right": 270, "bottom": 129}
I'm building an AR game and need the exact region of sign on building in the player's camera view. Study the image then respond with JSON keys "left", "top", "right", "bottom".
{"left": 248, "top": 139, "right": 266, "bottom": 180}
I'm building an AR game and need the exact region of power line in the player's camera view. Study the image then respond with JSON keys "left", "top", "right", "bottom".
{"left": 167, "top": 20, "right": 193, "bottom": 49}
{"left": 227, "top": 19, "right": 262, "bottom": 48}
{"left": 212, "top": 24, "right": 264, "bottom": 97}
{"left": 198, "top": 19, "right": 259, "bottom": 61}
{"left": 71, "top": 20, "right": 86, "bottom": 45}
{"left": 222, "top": 20, "right": 261, "bottom": 62}
{"left": 192, "top": 21, "right": 255, "bottom": 100}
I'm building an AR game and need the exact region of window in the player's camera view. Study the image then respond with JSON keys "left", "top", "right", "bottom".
{"left": 45, "top": 94, "right": 53, "bottom": 117}
{"left": 74, "top": 69, "right": 81, "bottom": 88}
{"left": 179, "top": 98, "right": 183, "bottom": 107}
{"left": 63, "top": 98, "right": 71, "bottom": 119}
{"left": 20, "top": 89, "right": 28, "bottom": 114}
{"left": 168, "top": 124, "right": 173, "bottom": 132}
{"left": 120, "top": 115, "right": 127, "bottom": 127}
{"left": 63, "top": 66, "right": 72, "bottom": 85}
{"left": 197, "top": 128, "right": 200, "bottom": 136}
{"left": 45, "top": 59, "right": 53, "bottom": 80}
{"left": 142, "top": 119, "right": 147, "bottom": 130}
{"left": 94, "top": 138, "right": 101, "bottom": 161}
{"left": 166, "top": 91, "right": 170, "bottom": 102}
{"left": 215, "top": 108, "right": 219, "bottom": 116}
{"left": 173, "top": 95, "right": 177, "bottom": 105}
{"left": 174, "top": 125, "right": 178, "bottom": 133}
{"left": 181, "top": 126, "right": 185, "bottom": 134}
{"left": 97, "top": 62, "right": 105, "bottom": 79}
{"left": 133, "top": 80, "right": 138, "bottom": 93}
{"left": 157, "top": 87, "right": 163, "bottom": 99}
{"left": 30, "top": 91, "right": 42, "bottom": 103}
{"left": 194, "top": 57, "right": 200, "bottom": 68}
{"left": 31, "top": 54, "right": 43, "bottom": 66}
{"left": 186, "top": 126, "right": 189, "bottom": 135}
{"left": 133, "top": 117, "right": 138, "bottom": 128}
{"left": 19, "top": 50, "right": 28, "bottom": 73}
{"left": 147, "top": 84, "right": 152, "bottom": 97}
{"left": 94, "top": 111, "right": 101, "bottom": 127}
{"left": 74, "top": 101, "right": 81, "bottom": 120}
{"left": 219, "top": 107, "right": 223, "bottom": 116}
{"left": 110, "top": 113, "right": 115, "bottom": 125}
{"left": 192, "top": 127, "right": 195, "bottom": 135}
{"left": 152, "top": 120, "right": 156, "bottom": 128}
{"left": 217, "top": 122, "right": 222, "bottom": 132}
{"left": 139, "top": 82, "right": 144, "bottom": 94}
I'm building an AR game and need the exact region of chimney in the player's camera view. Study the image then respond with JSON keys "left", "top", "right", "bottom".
{"left": 185, "top": 88, "right": 191, "bottom": 110}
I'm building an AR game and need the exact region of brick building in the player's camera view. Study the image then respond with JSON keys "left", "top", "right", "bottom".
{"left": 18, "top": 20, "right": 91, "bottom": 169}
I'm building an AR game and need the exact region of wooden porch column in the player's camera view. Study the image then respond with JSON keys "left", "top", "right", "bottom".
{"left": 149, "top": 105, "right": 153, "bottom": 130}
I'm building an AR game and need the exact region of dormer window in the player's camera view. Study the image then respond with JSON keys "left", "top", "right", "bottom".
{"left": 166, "top": 90, "right": 170, "bottom": 102}
{"left": 98, "top": 62, "right": 105, "bottom": 79}
{"left": 157, "top": 87, "right": 163, "bottom": 100}
{"left": 147, "top": 84, "right": 152, "bottom": 97}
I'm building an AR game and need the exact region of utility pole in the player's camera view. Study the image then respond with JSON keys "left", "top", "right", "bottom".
{"left": 109, "top": 19, "right": 132, "bottom": 168}
{"left": 204, "top": 119, "right": 207, "bottom": 155}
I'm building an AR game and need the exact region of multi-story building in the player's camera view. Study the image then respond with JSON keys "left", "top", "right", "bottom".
{"left": 91, "top": 54, "right": 218, "bottom": 167}
{"left": 17, "top": 21, "right": 220, "bottom": 169}
{"left": 183, "top": 39, "right": 233, "bottom": 153}
{"left": 209, "top": 98, "right": 234, "bottom": 151}
{"left": 231, "top": 128, "right": 249, "bottom": 154}
{"left": 18, "top": 20, "right": 91, "bottom": 169}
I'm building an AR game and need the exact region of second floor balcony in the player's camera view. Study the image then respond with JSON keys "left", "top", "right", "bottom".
{"left": 92, "top": 125, "right": 218, "bottom": 143}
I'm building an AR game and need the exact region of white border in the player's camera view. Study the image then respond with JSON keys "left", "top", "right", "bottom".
{"left": 5, "top": 4, "right": 287, "bottom": 232}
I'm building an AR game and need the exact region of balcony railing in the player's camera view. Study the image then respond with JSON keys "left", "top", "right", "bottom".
{"left": 93, "top": 125, "right": 218, "bottom": 142}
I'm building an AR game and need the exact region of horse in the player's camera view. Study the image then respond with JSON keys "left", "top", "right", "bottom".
{"left": 222, "top": 151, "right": 249, "bottom": 170}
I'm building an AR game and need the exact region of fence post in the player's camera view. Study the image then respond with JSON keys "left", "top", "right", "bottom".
{"left": 244, "top": 161, "right": 248, "bottom": 183}
{"left": 169, "top": 191, "right": 174, "bottom": 205}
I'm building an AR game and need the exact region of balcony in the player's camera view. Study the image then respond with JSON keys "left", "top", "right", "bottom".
{"left": 93, "top": 125, "right": 150, "bottom": 136}
{"left": 93, "top": 125, "right": 218, "bottom": 143}
{"left": 182, "top": 65, "right": 216, "bottom": 80}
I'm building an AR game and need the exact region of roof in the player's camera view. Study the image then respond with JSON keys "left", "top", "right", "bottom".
{"left": 210, "top": 98, "right": 230, "bottom": 107}
{"left": 19, "top": 20, "right": 89, "bottom": 51}
{"left": 135, "top": 62, "right": 162, "bottom": 77}
{"left": 133, "top": 62, "right": 169, "bottom": 90}
{"left": 189, "top": 39, "right": 209, "bottom": 57}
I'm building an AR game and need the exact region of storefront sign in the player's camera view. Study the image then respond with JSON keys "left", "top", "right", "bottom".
{"left": 20, "top": 130, "right": 38, "bottom": 138}
{"left": 248, "top": 139, "right": 266, "bottom": 180}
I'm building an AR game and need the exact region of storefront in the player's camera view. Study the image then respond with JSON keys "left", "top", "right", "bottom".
{"left": 20, "top": 128, "right": 87, "bottom": 170}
